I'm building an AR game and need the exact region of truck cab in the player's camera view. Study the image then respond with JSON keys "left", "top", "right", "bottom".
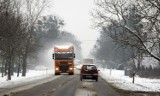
{"left": 52, "top": 46, "right": 75, "bottom": 75}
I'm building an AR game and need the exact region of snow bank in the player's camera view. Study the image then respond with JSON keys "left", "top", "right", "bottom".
{"left": 100, "top": 68, "right": 160, "bottom": 92}
{"left": 0, "top": 70, "right": 54, "bottom": 88}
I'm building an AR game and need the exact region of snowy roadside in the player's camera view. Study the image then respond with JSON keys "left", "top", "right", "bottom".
{"left": 0, "top": 70, "right": 60, "bottom": 95}
{"left": 99, "top": 68, "right": 160, "bottom": 92}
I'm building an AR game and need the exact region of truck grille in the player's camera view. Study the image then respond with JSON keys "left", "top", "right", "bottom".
{"left": 59, "top": 66, "right": 69, "bottom": 72}
{"left": 60, "top": 62, "right": 68, "bottom": 64}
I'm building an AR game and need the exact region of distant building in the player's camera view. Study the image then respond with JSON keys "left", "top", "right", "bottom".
{"left": 83, "top": 58, "right": 95, "bottom": 64}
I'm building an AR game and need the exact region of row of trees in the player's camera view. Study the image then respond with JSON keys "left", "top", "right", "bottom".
{"left": 91, "top": 30, "right": 135, "bottom": 68}
{"left": 92, "top": 0, "right": 160, "bottom": 70}
{"left": 0, "top": 0, "right": 82, "bottom": 80}
{"left": 0, "top": 0, "right": 48, "bottom": 80}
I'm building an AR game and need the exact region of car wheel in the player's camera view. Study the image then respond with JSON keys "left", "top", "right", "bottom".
{"left": 80, "top": 76, "right": 82, "bottom": 81}
{"left": 95, "top": 77, "right": 98, "bottom": 82}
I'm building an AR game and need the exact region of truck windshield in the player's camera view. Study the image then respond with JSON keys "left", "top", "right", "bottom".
{"left": 54, "top": 53, "right": 74, "bottom": 60}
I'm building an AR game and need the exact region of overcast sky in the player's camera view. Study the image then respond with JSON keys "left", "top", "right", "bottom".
{"left": 46, "top": 0, "right": 100, "bottom": 58}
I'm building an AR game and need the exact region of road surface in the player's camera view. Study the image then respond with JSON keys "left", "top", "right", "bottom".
{"left": 6, "top": 75, "right": 121, "bottom": 96}
{"left": 1, "top": 74, "right": 160, "bottom": 96}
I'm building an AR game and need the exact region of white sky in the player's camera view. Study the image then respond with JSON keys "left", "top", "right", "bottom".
{"left": 45, "top": 0, "right": 100, "bottom": 58}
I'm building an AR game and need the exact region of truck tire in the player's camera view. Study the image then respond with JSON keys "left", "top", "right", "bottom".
{"left": 69, "top": 72, "right": 74, "bottom": 75}
{"left": 55, "top": 73, "right": 60, "bottom": 75}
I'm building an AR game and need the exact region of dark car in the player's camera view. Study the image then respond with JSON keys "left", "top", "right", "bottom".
{"left": 80, "top": 64, "right": 99, "bottom": 82}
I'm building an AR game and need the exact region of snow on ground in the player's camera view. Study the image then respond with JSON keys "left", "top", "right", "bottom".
{"left": 100, "top": 68, "right": 160, "bottom": 92}
{"left": 75, "top": 81, "right": 97, "bottom": 96}
{"left": 0, "top": 70, "right": 56, "bottom": 88}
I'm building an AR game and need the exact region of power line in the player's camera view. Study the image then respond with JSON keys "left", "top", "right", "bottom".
{"left": 80, "top": 40, "right": 97, "bottom": 44}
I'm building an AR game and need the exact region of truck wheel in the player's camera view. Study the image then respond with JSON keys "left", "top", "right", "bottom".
{"left": 55, "top": 73, "right": 60, "bottom": 75}
{"left": 69, "top": 72, "right": 74, "bottom": 75}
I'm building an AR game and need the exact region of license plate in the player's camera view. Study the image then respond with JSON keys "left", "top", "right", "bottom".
{"left": 86, "top": 75, "right": 92, "bottom": 78}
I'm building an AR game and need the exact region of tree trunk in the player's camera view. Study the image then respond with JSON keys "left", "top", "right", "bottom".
{"left": 17, "top": 57, "right": 21, "bottom": 77}
{"left": 1, "top": 59, "right": 5, "bottom": 77}
{"left": 7, "top": 57, "right": 11, "bottom": 80}
{"left": 4, "top": 60, "right": 7, "bottom": 76}
{"left": 1, "top": 69, "right": 3, "bottom": 77}
{"left": 137, "top": 56, "right": 141, "bottom": 70}
{"left": 1, "top": 64, "right": 4, "bottom": 77}
{"left": 17, "top": 63, "right": 20, "bottom": 77}
{"left": 159, "top": 38, "right": 160, "bottom": 65}
{"left": 22, "top": 52, "right": 27, "bottom": 77}
{"left": 137, "top": 50, "right": 141, "bottom": 71}
{"left": 11, "top": 62, "right": 14, "bottom": 76}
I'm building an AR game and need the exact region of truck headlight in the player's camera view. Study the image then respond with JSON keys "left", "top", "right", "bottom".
{"left": 56, "top": 67, "right": 59, "bottom": 71}
{"left": 69, "top": 67, "right": 73, "bottom": 70}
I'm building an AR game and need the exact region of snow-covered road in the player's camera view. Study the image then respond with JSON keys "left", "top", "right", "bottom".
{"left": 0, "top": 69, "right": 121, "bottom": 96}
{"left": 1, "top": 68, "right": 160, "bottom": 96}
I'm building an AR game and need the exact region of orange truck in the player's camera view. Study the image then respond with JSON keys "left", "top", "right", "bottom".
{"left": 52, "top": 46, "right": 75, "bottom": 75}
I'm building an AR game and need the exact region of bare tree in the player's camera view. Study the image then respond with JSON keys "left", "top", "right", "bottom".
{"left": 0, "top": 0, "right": 26, "bottom": 80}
{"left": 92, "top": 0, "right": 160, "bottom": 62}
{"left": 20, "top": 0, "right": 48, "bottom": 76}
{"left": 0, "top": 0, "right": 48, "bottom": 80}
